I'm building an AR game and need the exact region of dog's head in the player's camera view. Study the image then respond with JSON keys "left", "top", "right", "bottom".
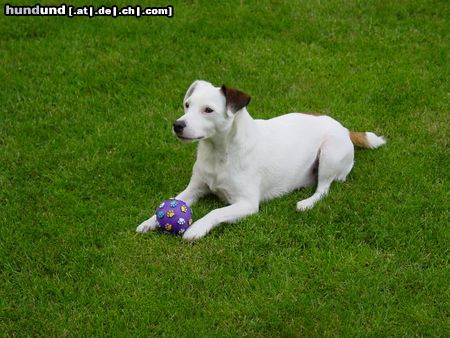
{"left": 173, "top": 80, "right": 251, "bottom": 142}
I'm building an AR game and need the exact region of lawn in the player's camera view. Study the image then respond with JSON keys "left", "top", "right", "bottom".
{"left": 0, "top": 0, "right": 448, "bottom": 336}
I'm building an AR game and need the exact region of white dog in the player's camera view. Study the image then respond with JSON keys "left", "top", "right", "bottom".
{"left": 137, "top": 80, "right": 386, "bottom": 241}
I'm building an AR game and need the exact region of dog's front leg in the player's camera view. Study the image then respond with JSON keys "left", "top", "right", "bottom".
{"left": 182, "top": 200, "right": 259, "bottom": 241}
{"left": 173, "top": 178, "right": 209, "bottom": 207}
{"left": 136, "top": 175, "right": 209, "bottom": 234}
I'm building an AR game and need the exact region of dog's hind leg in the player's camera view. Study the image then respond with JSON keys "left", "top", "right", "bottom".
{"left": 296, "top": 135, "right": 354, "bottom": 211}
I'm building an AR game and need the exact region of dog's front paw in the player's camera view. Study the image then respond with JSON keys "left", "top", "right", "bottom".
{"left": 182, "top": 220, "right": 211, "bottom": 242}
{"left": 136, "top": 215, "right": 158, "bottom": 233}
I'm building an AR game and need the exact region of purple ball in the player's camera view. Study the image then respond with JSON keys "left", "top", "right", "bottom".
{"left": 155, "top": 199, "right": 193, "bottom": 235}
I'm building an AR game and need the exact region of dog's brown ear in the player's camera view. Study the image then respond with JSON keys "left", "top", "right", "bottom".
{"left": 221, "top": 85, "right": 251, "bottom": 114}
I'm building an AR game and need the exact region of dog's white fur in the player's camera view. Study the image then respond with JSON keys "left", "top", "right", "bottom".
{"left": 137, "top": 80, "right": 386, "bottom": 241}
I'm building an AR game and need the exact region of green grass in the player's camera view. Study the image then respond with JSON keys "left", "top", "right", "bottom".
{"left": 1, "top": 0, "right": 449, "bottom": 336}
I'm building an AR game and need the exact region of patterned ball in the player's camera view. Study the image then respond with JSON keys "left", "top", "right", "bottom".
{"left": 155, "top": 199, "right": 193, "bottom": 235}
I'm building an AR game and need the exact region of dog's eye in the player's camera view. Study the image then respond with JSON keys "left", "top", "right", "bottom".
{"left": 185, "top": 102, "right": 189, "bottom": 109}
{"left": 204, "top": 107, "right": 214, "bottom": 113}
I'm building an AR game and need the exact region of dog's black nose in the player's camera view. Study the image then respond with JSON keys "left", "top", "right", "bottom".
{"left": 173, "top": 120, "right": 186, "bottom": 134}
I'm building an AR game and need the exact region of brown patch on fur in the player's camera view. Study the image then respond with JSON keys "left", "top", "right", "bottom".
{"left": 221, "top": 85, "right": 251, "bottom": 113}
{"left": 349, "top": 131, "right": 370, "bottom": 148}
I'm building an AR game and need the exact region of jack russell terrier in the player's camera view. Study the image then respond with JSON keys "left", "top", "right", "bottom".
{"left": 137, "top": 80, "right": 386, "bottom": 241}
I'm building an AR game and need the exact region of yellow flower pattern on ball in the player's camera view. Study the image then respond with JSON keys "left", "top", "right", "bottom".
{"left": 166, "top": 210, "right": 175, "bottom": 218}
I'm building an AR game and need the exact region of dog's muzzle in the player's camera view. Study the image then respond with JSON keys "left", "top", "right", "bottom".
{"left": 173, "top": 120, "right": 186, "bottom": 136}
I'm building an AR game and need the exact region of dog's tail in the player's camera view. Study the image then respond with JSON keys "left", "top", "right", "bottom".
{"left": 349, "top": 131, "right": 386, "bottom": 149}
